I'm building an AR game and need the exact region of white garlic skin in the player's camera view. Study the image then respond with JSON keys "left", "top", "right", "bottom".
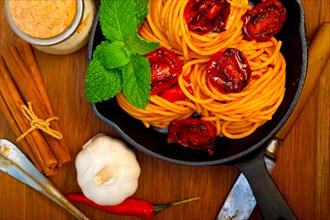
{"left": 75, "top": 133, "right": 141, "bottom": 206}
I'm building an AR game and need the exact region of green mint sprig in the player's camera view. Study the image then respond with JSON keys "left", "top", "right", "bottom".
{"left": 85, "top": 0, "right": 159, "bottom": 109}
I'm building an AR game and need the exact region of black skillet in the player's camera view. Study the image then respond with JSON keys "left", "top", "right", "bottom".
{"left": 88, "top": 0, "right": 307, "bottom": 219}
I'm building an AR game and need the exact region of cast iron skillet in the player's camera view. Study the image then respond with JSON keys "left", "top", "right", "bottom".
{"left": 88, "top": 0, "right": 307, "bottom": 219}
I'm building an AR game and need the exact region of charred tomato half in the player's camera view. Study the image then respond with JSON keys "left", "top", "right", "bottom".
{"left": 184, "top": 0, "right": 231, "bottom": 35}
{"left": 145, "top": 47, "right": 182, "bottom": 96}
{"left": 167, "top": 118, "right": 216, "bottom": 155}
{"left": 206, "top": 48, "right": 251, "bottom": 93}
{"left": 242, "top": 0, "right": 287, "bottom": 42}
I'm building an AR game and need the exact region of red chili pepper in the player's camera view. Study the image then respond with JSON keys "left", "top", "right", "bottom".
{"left": 65, "top": 193, "right": 200, "bottom": 219}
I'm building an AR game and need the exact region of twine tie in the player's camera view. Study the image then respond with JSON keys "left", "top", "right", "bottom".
{"left": 16, "top": 102, "right": 63, "bottom": 142}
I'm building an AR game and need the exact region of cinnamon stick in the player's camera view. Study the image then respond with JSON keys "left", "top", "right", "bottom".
{"left": 1, "top": 47, "right": 71, "bottom": 165}
{"left": 13, "top": 39, "right": 70, "bottom": 156}
{"left": 0, "top": 91, "right": 58, "bottom": 176}
{"left": 0, "top": 56, "right": 57, "bottom": 169}
{"left": 44, "top": 166, "right": 58, "bottom": 176}
{"left": 0, "top": 92, "right": 43, "bottom": 172}
{"left": 13, "top": 39, "right": 54, "bottom": 114}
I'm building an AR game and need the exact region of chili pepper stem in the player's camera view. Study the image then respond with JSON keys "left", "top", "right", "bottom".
{"left": 153, "top": 197, "right": 200, "bottom": 214}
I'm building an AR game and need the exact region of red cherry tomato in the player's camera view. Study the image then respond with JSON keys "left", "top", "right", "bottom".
{"left": 160, "top": 86, "right": 187, "bottom": 102}
{"left": 206, "top": 48, "right": 251, "bottom": 93}
{"left": 184, "top": 0, "right": 230, "bottom": 35}
{"left": 145, "top": 47, "right": 182, "bottom": 95}
{"left": 160, "top": 83, "right": 194, "bottom": 102}
{"left": 167, "top": 118, "right": 216, "bottom": 155}
{"left": 242, "top": 0, "right": 287, "bottom": 42}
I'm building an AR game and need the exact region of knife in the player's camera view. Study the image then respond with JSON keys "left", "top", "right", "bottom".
{"left": 217, "top": 22, "right": 330, "bottom": 220}
{"left": 0, "top": 139, "right": 89, "bottom": 220}
{"left": 217, "top": 139, "right": 280, "bottom": 220}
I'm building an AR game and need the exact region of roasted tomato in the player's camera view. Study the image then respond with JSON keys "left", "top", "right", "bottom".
{"left": 242, "top": 0, "right": 287, "bottom": 42}
{"left": 207, "top": 48, "right": 251, "bottom": 93}
{"left": 184, "top": 0, "right": 230, "bottom": 35}
{"left": 167, "top": 118, "right": 216, "bottom": 155}
{"left": 160, "top": 83, "right": 194, "bottom": 102}
{"left": 145, "top": 47, "right": 182, "bottom": 95}
{"left": 160, "top": 86, "right": 186, "bottom": 102}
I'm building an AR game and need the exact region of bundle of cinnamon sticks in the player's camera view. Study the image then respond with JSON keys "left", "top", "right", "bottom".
{"left": 0, "top": 39, "right": 70, "bottom": 176}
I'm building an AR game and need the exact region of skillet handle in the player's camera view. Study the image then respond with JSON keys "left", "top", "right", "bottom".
{"left": 234, "top": 149, "right": 296, "bottom": 220}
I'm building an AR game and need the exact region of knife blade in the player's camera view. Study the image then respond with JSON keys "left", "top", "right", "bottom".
{"left": 0, "top": 139, "right": 89, "bottom": 220}
{"left": 217, "top": 139, "right": 280, "bottom": 220}
{"left": 216, "top": 22, "right": 330, "bottom": 220}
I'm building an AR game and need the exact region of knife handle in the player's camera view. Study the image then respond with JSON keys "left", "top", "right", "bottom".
{"left": 264, "top": 138, "right": 282, "bottom": 160}
{"left": 266, "top": 22, "right": 330, "bottom": 160}
{"left": 275, "top": 22, "right": 330, "bottom": 140}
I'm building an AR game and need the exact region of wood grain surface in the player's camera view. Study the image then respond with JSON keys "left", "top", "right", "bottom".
{"left": 0, "top": 1, "right": 329, "bottom": 220}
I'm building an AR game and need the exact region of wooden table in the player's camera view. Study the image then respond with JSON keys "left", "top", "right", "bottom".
{"left": 0, "top": 1, "right": 329, "bottom": 220}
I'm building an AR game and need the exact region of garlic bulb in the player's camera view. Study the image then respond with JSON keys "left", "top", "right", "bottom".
{"left": 75, "top": 133, "right": 141, "bottom": 206}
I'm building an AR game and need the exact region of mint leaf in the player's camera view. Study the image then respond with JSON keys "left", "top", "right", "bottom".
{"left": 135, "top": 0, "right": 150, "bottom": 26}
{"left": 85, "top": 0, "right": 157, "bottom": 107}
{"left": 127, "top": 34, "right": 159, "bottom": 55}
{"left": 121, "top": 55, "right": 151, "bottom": 109}
{"left": 100, "top": 0, "right": 137, "bottom": 41}
{"left": 100, "top": 41, "right": 130, "bottom": 69}
{"left": 85, "top": 56, "right": 123, "bottom": 103}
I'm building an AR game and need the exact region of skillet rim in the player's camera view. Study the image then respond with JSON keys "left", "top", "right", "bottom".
{"left": 88, "top": 0, "right": 308, "bottom": 166}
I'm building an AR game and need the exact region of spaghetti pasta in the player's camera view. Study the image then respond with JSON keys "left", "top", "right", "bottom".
{"left": 116, "top": 0, "right": 287, "bottom": 139}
